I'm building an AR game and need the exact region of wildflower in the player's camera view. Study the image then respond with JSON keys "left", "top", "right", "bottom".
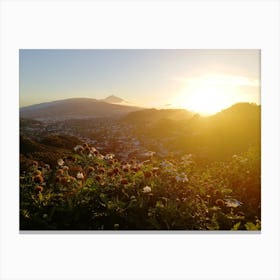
{"left": 144, "top": 171, "right": 152, "bottom": 178}
{"left": 60, "top": 176, "right": 68, "bottom": 185}
{"left": 34, "top": 185, "right": 44, "bottom": 192}
{"left": 85, "top": 147, "right": 91, "bottom": 154}
{"left": 225, "top": 198, "right": 243, "bottom": 208}
{"left": 105, "top": 153, "right": 115, "bottom": 160}
{"left": 43, "top": 164, "right": 50, "bottom": 170}
{"left": 215, "top": 199, "right": 225, "bottom": 207}
{"left": 142, "top": 151, "right": 156, "bottom": 157}
{"left": 160, "top": 160, "right": 174, "bottom": 168}
{"left": 63, "top": 166, "right": 69, "bottom": 171}
{"left": 175, "top": 173, "right": 189, "bottom": 183}
{"left": 33, "top": 170, "right": 42, "bottom": 176}
{"left": 181, "top": 154, "right": 192, "bottom": 161}
{"left": 69, "top": 166, "right": 83, "bottom": 177}
{"left": 98, "top": 167, "right": 105, "bottom": 174}
{"left": 76, "top": 172, "right": 84, "bottom": 180}
{"left": 122, "top": 163, "right": 131, "bottom": 171}
{"left": 152, "top": 167, "right": 159, "bottom": 174}
{"left": 97, "top": 154, "right": 105, "bottom": 160}
{"left": 120, "top": 178, "right": 128, "bottom": 185}
{"left": 213, "top": 190, "right": 221, "bottom": 197}
{"left": 86, "top": 166, "right": 95, "bottom": 175}
{"left": 131, "top": 166, "right": 139, "bottom": 172}
{"left": 237, "top": 211, "right": 245, "bottom": 216}
{"left": 107, "top": 169, "right": 114, "bottom": 177}
{"left": 95, "top": 175, "right": 102, "bottom": 181}
{"left": 33, "top": 175, "right": 44, "bottom": 184}
{"left": 31, "top": 161, "right": 38, "bottom": 167}
{"left": 56, "top": 169, "right": 64, "bottom": 176}
{"left": 143, "top": 186, "right": 152, "bottom": 193}
{"left": 74, "top": 145, "right": 84, "bottom": 152}
{"left": 57, "top": 159, "right": 64, "bottom": 166}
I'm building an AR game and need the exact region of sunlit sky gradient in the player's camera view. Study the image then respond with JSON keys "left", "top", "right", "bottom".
{"left": 19, "top": 49, "right": 260, "bottom": 115}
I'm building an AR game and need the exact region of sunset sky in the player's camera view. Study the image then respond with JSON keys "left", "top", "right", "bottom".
{"left": 19, "top": 49, "right": 260, "bottom": 115}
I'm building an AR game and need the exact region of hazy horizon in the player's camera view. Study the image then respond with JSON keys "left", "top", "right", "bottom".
{"left": 19, "top": 49, "right": 260, "bottom": 115}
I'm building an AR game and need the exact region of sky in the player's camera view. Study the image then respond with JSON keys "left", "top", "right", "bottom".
{"left": 19, "top": 49, "right": 260, "bottom": 115}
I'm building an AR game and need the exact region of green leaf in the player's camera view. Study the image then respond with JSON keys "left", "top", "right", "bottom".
{"left": 231, "top": 222, "right": 241, "bottom": 230}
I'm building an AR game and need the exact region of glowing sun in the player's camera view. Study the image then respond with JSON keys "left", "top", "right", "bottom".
{"left": 171, "top": 74, "right": 257, "bottom": 115}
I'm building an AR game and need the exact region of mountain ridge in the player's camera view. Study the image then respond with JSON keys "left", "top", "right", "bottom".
{"left": 20, "top": 97, "right": 141, "bottom": 121}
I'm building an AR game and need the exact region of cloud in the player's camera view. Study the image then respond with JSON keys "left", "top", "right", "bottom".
{"left": 171, "top": 74, "right": 259, "bottom": 88}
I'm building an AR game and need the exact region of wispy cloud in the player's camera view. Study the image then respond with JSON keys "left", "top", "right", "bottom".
{"left": 171, "top": 74, "right": 259, "bottom": 88}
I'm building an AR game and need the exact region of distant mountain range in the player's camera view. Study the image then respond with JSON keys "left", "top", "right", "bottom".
{"left": 20, "top": 96, "right": 140, "bottom": 121}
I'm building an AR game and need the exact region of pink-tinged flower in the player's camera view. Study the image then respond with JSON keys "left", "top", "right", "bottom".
{"left": 76, "top": 172, "right": 84, "bottom": 180}
{"left": 57, "top": 158, "right": 64, "bottom": 166}
{"left": 143, "top": 186, "right": 152, "bottom": 193}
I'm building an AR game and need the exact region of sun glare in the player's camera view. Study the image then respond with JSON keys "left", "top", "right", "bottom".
{"left": 171, "top": 74, "right": 257, "bottom": 116}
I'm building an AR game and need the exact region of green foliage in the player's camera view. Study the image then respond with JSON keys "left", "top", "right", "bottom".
{"left": 20, "top": 144, "right": 261, "bottom": 230}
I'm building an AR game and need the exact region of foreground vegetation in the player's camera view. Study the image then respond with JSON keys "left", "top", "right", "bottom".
{"left": 20, "top": 143, "right": 261, "bottom": 230}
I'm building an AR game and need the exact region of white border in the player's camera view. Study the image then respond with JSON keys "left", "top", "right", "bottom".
{"left": 1, "top": 1, "right": 279, "bottom": 280}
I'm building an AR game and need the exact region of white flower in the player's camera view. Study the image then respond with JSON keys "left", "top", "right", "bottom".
{"left": 105, "top": 153, "right": 115, "bottom": 160}
{"left": 142, "top": 151, "right": 156, "bottom": 157}
{"left": 74, "top": 145, "right": 83, "bottom": 152}
{"left": 57, "top": 159, "right": 64, "bottom": 166}
{"left": 181, "top": 154, "right": 192, "bottom": 161}
{"left": 160, "top": 160, "right": 174, "bottom": 168}
{"left": 97, "top": 154, "right": 104, "bottom": 160}
{"left": 76, "top": 172, "right": 84, "bottom": 180}
{"left": 143, "top": 186, "right": 152, "bottom": 193}
{"left": 175, "top": 173, "right": 189, "bottom": 183}
{"left": 225, "top": 198, "right": 242, "bottom": 208}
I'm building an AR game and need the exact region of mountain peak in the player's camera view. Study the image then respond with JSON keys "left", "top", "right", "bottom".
{"left": 103, "top": 95, "right": 125, "bottom": 104}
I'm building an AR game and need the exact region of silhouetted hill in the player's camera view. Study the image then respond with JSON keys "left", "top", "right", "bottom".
{"left": 20, "top": 98, "right": 141, "bottom": 121}
{"left": 124, "top": 103, "right": 260, "bottom": 162}
{"left": 122, "top": 108, "right": 194, "bottom": 124}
